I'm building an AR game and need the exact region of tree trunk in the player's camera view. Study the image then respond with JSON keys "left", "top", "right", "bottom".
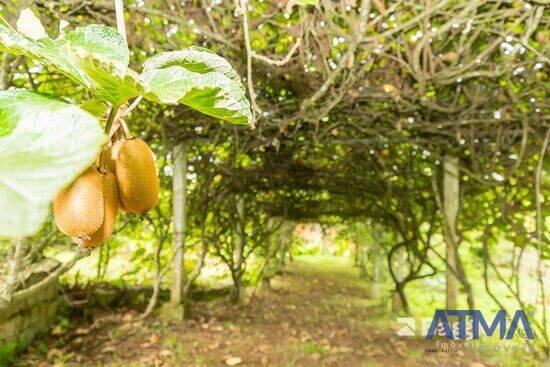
{"left": 357, "top": 240, "right": 367, "bottom": 277}
{"left": 170, "top": 143, "right": 187, "bottom": 305}
{"left": 456, "top": 252, "right": 475, "bottom": 309}
{"left": 230, "top": 271, "right": 244, "bottom": 303}
{"left": 393, "top": 282, "right": 409, "bottom": 313}
{"left": 320, "top": 225, "right": 327, "bottom": 255}
{"left": 443, "top": 156, "right": 459, "bottom": 310}
{"left": 354, "top": 241, "right": 360, "bottom": 266}
{"left": 367, "top": 225, "right": 383, "bottom": 298}
{"left": 231, "top": 196, "right": 246, "bottom": 303}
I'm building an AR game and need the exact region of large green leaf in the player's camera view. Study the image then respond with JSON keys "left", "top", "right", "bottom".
{"left": 0, "top": 21, "right": 89, "bottom": 86}
{"left": 142, "top": 47, "right": 244, "bottom": 90}
{"left": 0, "top": 90, "right": 106, "bottom": 238}
{"left": 142, "top": 65, "right": 252, "bottom": 125}
{"left": 1, "top": 10, "right": 252, "bottom": 123}
{"left": 65, "top": 25, "right": 130, "bottom": 68}
{"left": 0, "top": 10, "right": 138, "bottom": 105}
{"left": 70, "top": 51, "right": 145, "bottom": 106}
{"left": 64, "top": 25, "right": 143, "bottom": 105}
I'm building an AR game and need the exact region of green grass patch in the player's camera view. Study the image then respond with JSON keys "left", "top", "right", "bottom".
{"left": 0, "top": 340, "right": 28, "bottom": 367}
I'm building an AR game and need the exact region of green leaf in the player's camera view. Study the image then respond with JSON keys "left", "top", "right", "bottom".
{"left": 0, "top": 90, "right": 106, "bottom": 238}
{"left": 65, "top": 25, "right": 130, "bottom": 67}
{"left": 142, "top": 47, "right": 244, "bottom": 90}
{"left": 71, "top": 53, "right": 145, "bottom": 106}
{"left": 141, "top": 47, "right": 251, "bottom": 124}
{"left": 0, "top": 22, "right": 89, "bottom": 86}
{"left": 63, "top": 24, "right": 140, "bottom": 105}
{"left": 142, "top": 66, "right": 252, "bottom": 125}
{"left": 80, "top": 99, "right": 108, "bottom": 117}
{"left": 0, "top": 17, "right": 138, "bottom": 105}
{"left": 0, "top": 12, "right": 8, "bottom": 27}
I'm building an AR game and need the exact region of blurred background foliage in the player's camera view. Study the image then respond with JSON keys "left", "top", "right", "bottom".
{"left": 0, "top": 0, "right": 548, "bottom": 365}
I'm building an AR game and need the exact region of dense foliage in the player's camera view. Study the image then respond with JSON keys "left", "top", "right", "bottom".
{"left": 0, "top": 0, "right": 548, "bottom": 363}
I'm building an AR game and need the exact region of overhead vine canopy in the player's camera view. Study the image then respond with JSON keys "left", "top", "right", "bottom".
{"left": 1, "top": 0, "right": 547, "bottom": 221}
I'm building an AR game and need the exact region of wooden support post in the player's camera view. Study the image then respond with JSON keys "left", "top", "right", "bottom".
{"left": 170, "top": 143, "right": 187, "bottom": 306}
{"left": 443, "top": 156, "right": 460, "bottom": 310}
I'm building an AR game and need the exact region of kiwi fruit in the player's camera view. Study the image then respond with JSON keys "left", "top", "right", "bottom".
{"left": 99, "top": 146, "right": 117, "bottom": 174}
{"left": 81, "top": 172, "right": 120, "bottom": 249}
{"left": 98, "top": 145, "right": 130, "bottom": 211}
{"left": 115, "top": 138, "right": 159, "bottom": 214}
{"left": 106, "top": 142, "right": 129, "bottom": 212}
{"left": 54, "top": 167, "right": 104, "bottom": 237}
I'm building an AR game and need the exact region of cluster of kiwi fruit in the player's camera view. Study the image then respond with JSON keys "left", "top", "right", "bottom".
{"left": 53, "top": 116, "right": 159, "bottom": 252}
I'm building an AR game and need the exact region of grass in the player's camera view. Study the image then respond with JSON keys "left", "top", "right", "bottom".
{"left": 28, "top": 250, "right": 546, "bottom": 367}
{"left": 300, "top": 341, "right": 327, "bottom": 355}
{"left": 295, "top": 254, "right": 544, "bottom": 367}
{"left": 0, "top": 341, "right": 28, "bottom": 367}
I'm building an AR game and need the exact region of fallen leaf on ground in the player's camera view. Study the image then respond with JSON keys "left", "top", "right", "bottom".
{"left": 51, "top": 325, "right": 66, "bottom": 336}
{"left": 287, "top": 336, "right": 299, "bottom": 343}
{"left": 395, "top": 346, "right": 407, "bottom": 357}
{"left": 208, "top": 341, "right": 220, "bottom": 350}
{"left": 225, "top": 356, "right": 243, "bottom": 365}
{"left": 101, "top": 346, "right": 116, "bottom": 354}
{"left": 159, "top": 349, "right": 172, "bottom": 358}
{"left": 119, "top": 322, "right": 132, "bottom": 332}
{"left": 310, "top": 353, "right": 321, "bottom": 361}
{"left": 257, "top": 344, "right": 269, "bottom": 353}
{"left": 150, "top": 333, "right": 159, "bottom": 345}
{"left": 47, "top": 348, "right": 63, "bottom": 361}
{"left": 299, "top": 331, "right": 312, "bottom": 342}
{"left": 333, "top": 346, "right": 353, "bottom": 354}
{"left": 364, "top": 345, "right": 384, "bottom": 357}
{"left": 335, "top": 328, "right": 348, "bottom": 336}
{"left": 74, "top": 327, "right": 90, "bottom": 335}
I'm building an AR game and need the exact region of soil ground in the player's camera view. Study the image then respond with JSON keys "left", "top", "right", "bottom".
{"left": 15, "top": 256, "right": 499, "bottom": 367}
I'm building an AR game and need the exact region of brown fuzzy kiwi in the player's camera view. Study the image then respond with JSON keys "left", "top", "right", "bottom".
{"left": 54, "top": 167, "right": 104, "bottom": 237}
{"left": 80, "top": 172, "right": 120, "bottom": 249}
{"left": 100, "top": 143, "right": 130, "bottom": 212}
{"left": 114, "top": 138, "right": 159, "bottom": 214}
{"left": 99, "top": 146, "right": 117, "bottom": 174}
{"left": 118, "top": 198, "right": 129, "bottom": 212}
{"left": 109, "top": 140, "right": 128, "bottom": 212}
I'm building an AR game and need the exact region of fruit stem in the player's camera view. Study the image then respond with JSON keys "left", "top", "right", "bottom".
{"left": 104, "top": 104, "right": 121, "bottom": 134}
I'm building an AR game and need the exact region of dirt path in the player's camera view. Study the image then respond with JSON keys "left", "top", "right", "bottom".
{"left": 16, "top": 256, "right": 497, "bottom": 367}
